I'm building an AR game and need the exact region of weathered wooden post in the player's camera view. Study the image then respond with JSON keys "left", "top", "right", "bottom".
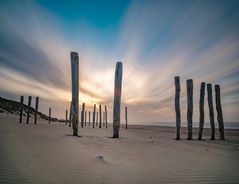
{"left": 89, "top": 111, "right": 91, "bottom": 126}
{"left": 113, "top": 62, "right": 123, "bottom": 138}
{"left": 65, "top": 109, "right": 68, "bottom": 125}
{"left": 105, "top": 105, "right": 108, "bottom": 128}
{"left": 207, "top": 84, "right": 215, "bottom": 140}
{"left": 34, "top": 97, "right": 39, "bottom": 125}
{"left": 19, "top": 96, "right": 24, "bottom": 123}
{"left": 125, "top": 106, "right": 128, "bottom": 129}
{"left": 69, "top": 101, "right": 72, "bottom": 127}
{"left": 93, "top": 104, "right": 96, "bottom": 128}
{"left": 96, "top": 112, "right": 98, "bottom": 126}
{"left": 71, "top": 52, "right": 79, "bottom": 136}
{"left": 26, "top": 96, "right": 32, "bottom": 124}
{"left": 99, "top": 105, "right": 102, "bottom": 128}
{"left": 198, "top": 82, "right": 205, "bottom": 140}
{"left": 103, "top": 112, "right": 105, "bottom": 127}
{"left": 175, "top": 76, "right": 181, "bottom": 140}
{"left": 187, "top": 79, "right": 193, "bottom": 140}
{"left": 85, "top": 111, "right": 87, "bottom": 126}
{"left": 215, "top": 85, "right": 225, "bottom": 140}
{"left": 49, "top": 107, "right": 51, "bottom": 124}
{"left": 81, "top": 103, "right": 85, "bottom": 128}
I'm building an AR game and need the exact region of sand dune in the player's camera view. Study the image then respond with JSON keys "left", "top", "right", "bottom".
{"left": 0, "top": 114, "right": 239, "bottom": 184}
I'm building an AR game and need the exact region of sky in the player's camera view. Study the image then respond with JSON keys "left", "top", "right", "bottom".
{"left": 0, "top": 0, "right": 239, "bottom": 127}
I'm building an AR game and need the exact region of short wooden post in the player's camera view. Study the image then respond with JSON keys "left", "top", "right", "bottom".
{"left": 215, "top": 85, "right": 225, "bottom": 140}
{"left": 85, "top": 111, "right": 87, "bottom": 126}
{"left": 113, "top": 62, "right": 123, "bottom": 138}
{"left": 26, "top": 96, "right": 32, "bottom": 124}
{"left": 93, "top": 104, "right": 96, "bottom": 128}
{"left": 187, "top": 79, "right": 193, "bottom": 140}
{"left": 71, "top": 52, "right": 79, "bottom": 136}
{"left": 81, "top": 103, "right": 85, "bottom": 128}
{"left": 105, "top": 105, "right": 107, "bottom": 128}
{"left": 69, "top": 101, "right": 72, "bottom": 127}
{"left": 49, "top": 107, "right": 51, "bottom": 124}
{"left": 34, "top": 97, "right": 39, "bottom": 125}
{"left": 88, "top": 111, "right": 91, "bottom": 126}
{"left": 207, "top": 84, "right": 215, "bottom": 140}
{"left": 175, "top": 76, "right": 181, "bottom": 140}
{"left": 99, "top": 105, "right": 102, "bottom": 128}
{"left": 19, "top": 96, "right": 24, "bottom": 123}
{"left": 65, "top": 109, "right": 68, "bottom": 125}
{"left": 198, "top": 82, "right": 205, "bottom": 140}
{"left": 96, "top": 112, "right": 98, "bottom": 126}
{"left": 125, "top": 106, "right": 128, "bottom": 129}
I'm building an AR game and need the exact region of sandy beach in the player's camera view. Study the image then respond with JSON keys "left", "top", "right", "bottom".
{"left": 0, "top": 114, "right": 239, "bottom": 184}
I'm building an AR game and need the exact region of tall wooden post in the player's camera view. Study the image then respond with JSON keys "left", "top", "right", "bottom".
{"left": 49, "top": 107, "right": 51, "bottom": 124}
{"left": 89, "top": 111, "right": 91, "bottom": 126}
{"left": 99, "top": 105, "right": 102, "bottom": 128}
{"left": 187, "top": 79, "right": 193, "bottom": 140}
{"left": 105, "top": 105, "right": 108, "bottom": 129}
{"left": 65, "top": 109, "right": 68, "bottom": 125}
{"left": 215, "top": 85, "right": 225, "bottom": 140}
{"left": 113, "top": 62, "right": 123, "bottom": 138}
{"left": 19, "top": 96, "right": 24, "bottom": 123}
{"left": 69, "top": 101, "right": 72, "bottom": 127}
{"left": 93, "top": 104, "right": 96, "bottom": 128}
{"left": 125, "top": 106, "right": 128, "bottom": 129}
{"left": 175, "top": 76, "right": 181, "bottom": 140}
{"left": 26, "top": 96, "right": 32, "bottom": 124}
{"left": 207, "top": 84, "right": 215, "bottom": 140}
{"left": 85, "top": 111, "right": 87, "bottom": 126}
{"left": 71, "top": 52, "right": 79, "bottom": 136}
{"left": 198, "top": 83, "right": 205, "bottom": 140}
{"left": 34, "top": 97, "right": 39, "bottom": 125}
{"left": 81, "top": 103, "right": 85, "bottom": 128}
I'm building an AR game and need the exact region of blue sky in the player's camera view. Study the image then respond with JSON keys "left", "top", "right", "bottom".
{"left": 0, "top": 0, "right": 239, "bottom": 127}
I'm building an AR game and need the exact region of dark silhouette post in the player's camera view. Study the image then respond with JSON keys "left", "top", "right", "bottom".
{"left": 103, "top": 112, "right": 105, "bottom": 127}
{"left": 85, "top": 111, "right": 87, "bottom": 126}
{"left": 215, "top": 85, "right": 225, "bottom": 140}
{"left": 99, "top": 105, "right": 102, "bottom": 128}
{"left": 89, "top": 111, "right": 91, "bottom": 126}
{"left": 65, "top": 109, "right": 68, "bottom": 125}
{"left": 113, "top": 62, "right": 123, "bottom": 138}
{"left": 26, "top": 96, "right": 32, "bottom": 124}
{"left": 81, "top": 103, "right": 85, "bottom": 128}
{"left": 125, "top": 106, "right": 128, "bottom": 129}
{"left": 69, "top": 101, "right": 72, "bottom": 127}
{"left": 187, "top": 79, "right": 193, "bottom": 140}
{"left": 96, "top": 112, "right": 98, "bottom": 126}
{"left": 175, "top": 76, "right": 181, "bottom": 140}
{"left": 71, "top": 52, "right": 79, "bottom": 136}
{"left": 49, "top": 107, "right": 51, "bottom": 124}
{"left": 19, "top": 96, "right": 24, "bottom": 123}
{"left": 93, "top": 104, "right": 96, "bottom": 128}
{"left": 105, "top": 105, "right": 108, "bottom": 128}
{"left": 207, "top": 84, "right": 215, "bottom": 140}
{"left": 34, "top": 97, "right": 39, "bottom": 125}
{"left": 198, "top": 83, "right": 205, "bottom": 140}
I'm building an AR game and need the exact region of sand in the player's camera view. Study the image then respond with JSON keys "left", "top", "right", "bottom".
{"left": 0, "top": 114, "right": 239, "bottom": 184}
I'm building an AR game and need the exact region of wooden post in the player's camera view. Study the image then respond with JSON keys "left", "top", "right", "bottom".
{"left": 96, "top": 112, "right": 98, "bottom": 126}
{"left": 105, "top": 105, "right": 108, "bottom": 128}
{"left": 187, "top": 79, "right": 193, "bottom": 140}
{"left": 113, "top": 62, "right": 123, "bottom": 138}
{"left": 207, "top": 84, "right": 215, "bottom": 140}
{"left": 215, "top": 85, "right": 225, "bottom": 140}
{"left": 19, "top": 96, "right": 24, "bottom": 123}
{"left": 26, "top": 96, "right": 32, "bottom": 124}
{"left": 89, "top": 111, "right": 91, "bottom": 126}
{"left": 175, "top": 76, "right": 181, "bottom": 140}
{"left": 69, "top": 101, "right": 72, "bottom": 127}
{"left": 85, "top": 111, "right": 87, "bottom": 126}
{"left": 103, "top": 112, "right": 105, "bottom": 127}
{"left": 99, "top": 105, "right": 102, "bottom": 128}
{"left": 71, "top": 52, "right": 79, "bottom": 136}
{"left": 34, "top": 97, "right": 39, "bottom": 125}
{"left": 81, "top": 103, "right": 85, "bottom": 128}
{"left": 49, "top": 107, "right": 51, "bottom": 124}
{"left": 125, "top": 106, "right": 128, "bottom": 129}
{"left": 198, "top": 83, "right": 205, "bottom": 140}
{"left": 93, "top": 104, "right": 96, "bottom": 128}
{"left": 65, "top": 109, "right": 68, "bottom": 125}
